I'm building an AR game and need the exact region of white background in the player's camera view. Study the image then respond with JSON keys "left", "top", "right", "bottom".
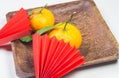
{"left": 0, "top": 0, "right": 119, "bottom": 78}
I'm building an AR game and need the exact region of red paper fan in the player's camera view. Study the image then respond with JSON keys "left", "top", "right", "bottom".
{"left": 0, "top": 8, "right": 31, "bottom": 46}
{"left": 33, "top": 33, "right": 85, "bottom": 78}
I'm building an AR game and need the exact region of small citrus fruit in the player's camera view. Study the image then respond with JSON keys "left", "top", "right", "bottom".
{"left": 30, "top": 8, "right": 54, "bottom": 30}
{"left": 49, "top": 22, "right": 82, "bottom": 48}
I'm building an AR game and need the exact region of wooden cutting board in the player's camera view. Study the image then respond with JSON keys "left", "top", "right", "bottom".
{"left": 6, "top": 0, "right": 119, "bottom": 78}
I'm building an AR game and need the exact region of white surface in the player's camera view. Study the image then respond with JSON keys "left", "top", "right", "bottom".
{"left": 0, "top": 0, "right": 119, "bottom": 78}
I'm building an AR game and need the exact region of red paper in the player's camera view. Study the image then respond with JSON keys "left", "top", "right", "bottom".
{"left": 0, "top": 44, "right": 11, "bottom": 51}
{"left": 32, "top": 33, "right": 85, "bottom": 78}
{"left": 0, "top": 30, "right": 30, "bottom": 45}
{"left": 0, "top": 8, "right": 31, "bottom": 46}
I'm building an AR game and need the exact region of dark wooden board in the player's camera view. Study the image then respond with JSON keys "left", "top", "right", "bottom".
{"left": 6, "top": 0, "right": 119, "bottom": 78}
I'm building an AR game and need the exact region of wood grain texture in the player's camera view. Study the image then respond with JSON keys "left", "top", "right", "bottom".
{"left": 6, "top": 0, "right": 118, "bottom": 78}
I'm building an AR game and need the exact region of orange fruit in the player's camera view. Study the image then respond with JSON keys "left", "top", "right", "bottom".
{"left": 49, "top": 22, "right": 82, "bottom": 49}
{"left": 30, "top": 8, "right": 55, "bottom": 30}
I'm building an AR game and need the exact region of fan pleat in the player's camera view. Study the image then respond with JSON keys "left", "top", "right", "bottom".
{"left": 44, "top": 40, "right": 65, "bottom": 77}
{"left": 52, "top": 47, "right": 76, "bottom": 73}
{"left": 48, "top": 50, "right": 80, "bottom": 77}
{"left": 47, "top": 43, "right": 74, "bottom": 76}
{"left": 0, "top": 8, "right": 27, "bottom": 33}
{"left": 33, "top": 33, "right": 41, "bottom": 78}
{"left": 0, "top": 17, "right": 30, "bottom": 38}
{"left": 0, "top": 30, "right": 30, "bottom": 45}
{"left": 40, "top": 34, "right": 50, "bottom": 78}
{"left": 0, "top": 8, "right": 25, "bottom": 32}
{"left": 0, "top": 8, "right": 31, "bottom": 46}
{"left": 42, "top": 36, "right": 59, "bottom": 78}
{"left": 33, "top": 33, "right": 85, "bottom": 78}
{"left": 55, "top": 57, "right": 84, "bottom": 77}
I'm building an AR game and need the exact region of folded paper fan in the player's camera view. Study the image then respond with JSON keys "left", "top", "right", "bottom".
{"left": 0, "top": 8, "right": 31, "bottom": 46}
{"left": 33, "top": 33, "right": 85, "bottom": 78}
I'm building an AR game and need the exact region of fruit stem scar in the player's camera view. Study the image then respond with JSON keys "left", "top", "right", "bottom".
{"left": 39, "top": 4, "right": 47, "bottom": 13}
{"left": 63, "top": 12, "right": 77, "bottom": 31}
